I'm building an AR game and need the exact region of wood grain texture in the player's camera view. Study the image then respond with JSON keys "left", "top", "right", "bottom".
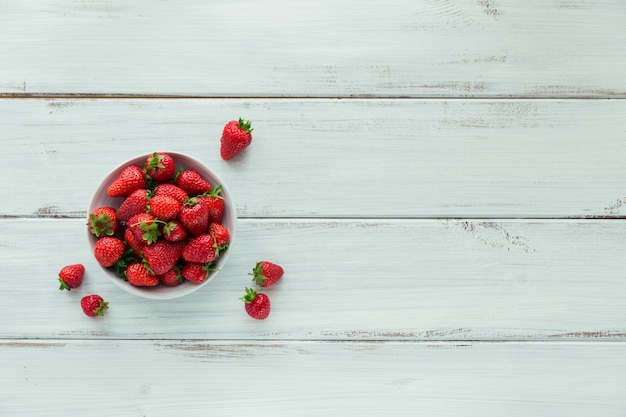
{"left": 1, "top": 340, "right": 625, "bottom": 416}
{"left": 1, "top": 0, "right": 625, "bottom": 97}
{"left": 1, "top": 218, "right": 624, "bottom": 340}
{"left": 2, "top": 98, "right": 626, "bottom": 218}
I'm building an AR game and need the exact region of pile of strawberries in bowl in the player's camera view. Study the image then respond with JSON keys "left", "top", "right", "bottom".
{"left": 86, "top": 152, "right": 236, "bottom": 300}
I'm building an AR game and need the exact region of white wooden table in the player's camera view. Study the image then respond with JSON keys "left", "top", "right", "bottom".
{"left": 2, "top": 1, "right": 626, "bottom": 415}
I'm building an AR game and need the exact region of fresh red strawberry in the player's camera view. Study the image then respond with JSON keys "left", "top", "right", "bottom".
{"left": 58, "top": 264, "right": 85, "bottom": 291}
{"left": 149, "top": 194, "right": 181, "bottom": 221}
{"left": 142, "top": 240, "right": 184, "bottom": 275}
{"left": 181, "top": 262, "right": 213, "bottom": 284}
{"left": 240, "top": 287, "right": 270, "bottom": 320}
{"left": 250, "top": 261, "right": 284, "bottom": 288}
{"left": 154, "top": 183, "right": 188, "bottom": 204}
{"left": 125, "top": 262, "right": 159, "bottom": 287}
{"left": 93, "top": 237, "right": 125, "bottom": 267}
{"left": 87, "top": 207, "right": 118, "bottom": 237}
{"left": 178, "top": 197, "right": 209, "bottom": 237}
{"left": 144, "top": 152, "right": 176, "bottom": 181}
{"left": 175, "top": 169, "right": 212, "bottom": 196}
{"left": 200, "top": 185, "right": 224, "bottom": 224}
{"left": 116, "top": 189, "right": 149, "bottom": 227}
{"left": 220, "top": 118, "right": 253, "bottom": 160}
{"left": 162, "top": 220, "right": 187, "bottom": 242}
{"left": 107, "top": 165, "right": 146, "bottom": 197}
{"left": 158, "top": 267, "right": 184, "bottom": 286}
{"left": 128, "top": 212, "right": 160, "bottom": 244}
{"left": 124, "top": 228, "right": 145, "bottom": 257}
{"left": 81, "top": 294, "right": 109, "bottom": 317}
{"left": 182, "top": 234, "right": 217, "bottom": 263}
{"left": 209, "top": 222, "right": 229, "bottom": 256}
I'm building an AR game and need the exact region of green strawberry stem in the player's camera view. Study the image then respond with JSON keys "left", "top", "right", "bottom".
{"left": 249, "top": 263, "right": 267, "bottom": 286}
{"left": 87, "top": 212, "right": 115, "bottom": 237}
{"left": 238, "top": 118, "right": 253, "bottom": 133}
{"left": 240, "top": 287, "right": 258, "bottom": 304}
{"left": 93, "top": 300, "right": 109, "bottom": 316}
{"left": 58, "top": 278, "right": 71, "bottom": 291}
{"left": 201, "top": 185, "right": 223, "bottom": 200}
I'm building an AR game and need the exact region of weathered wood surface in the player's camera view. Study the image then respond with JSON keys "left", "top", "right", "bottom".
{"left": 1, "top": 218, "right": 624, "bottom": 340}
{"left": 2, "top": 98, "right": 626, "bottom": 219}
{"left": 1, "top": 1, "right": 625, "bottom": 97}
{"left": 2, "top": 340, "right": 625, "bottom": 417}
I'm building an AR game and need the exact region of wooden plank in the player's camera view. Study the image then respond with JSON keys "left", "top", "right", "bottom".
{"left": 1, "top": 340, "right": 625, "bottom": 416}
{"left": 1, "top": 1, "right": 625, "bottom": 97}
{"left": 2, "top": 98, "right": 626, "bottom": 218}
{"left": 1, "top": 218, "right": 624, "bottom": 340}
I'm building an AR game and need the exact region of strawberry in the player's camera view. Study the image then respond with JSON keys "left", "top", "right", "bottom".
{"left": 58, "top": 264, "right": 85, "bottom": 291}
{"left": 124, "top": 228, "right": 145, "bottom": 257}
{"left": 116, "top": 189, "right": 149, "bottom": 227}
{"left": 144, "top": 152, "right": 176, "bottom": 181}
{"left": 182, "top": 234, "right": 217, "bottom": 263}
{"left": 178, "top": 197, "right": 209, "bottom": 237}
{"left": 250, "top": 261, "right": 284, "bottom": 288}
{"left": 107, "top": 165, "right": 146, "bottom": 197}
{"left": 93, "top": 237, "right": 125, "bottom": 267}
{"left": 125, "top": 262, "right": 159, "bottom": 287}
{"left": 209, "top": 222, "right": 229, "bottom": 256}
{"left": 154, "top": 183, "right": 188, "bottom": 204}
{"left": 220, "top": 118, "right": 253, "bottom": 160}
{"left": 162, "top": 220, "right": 187, "bottom": 242}
{"left": 181, "top": 262, "right": 213, "bottom": 284}
{"left": 148, "top": 194, "right": 181, "bottom": 221}
{"left": 158, "top": 267, "right": 184, "bottom": 286}
{"left": 128, "top": 212, "right": 160, "bottom": 244}
{"left": 87, "top": 207, "right": 118, "bottom": 237}
{"left": 175, "top": 169, "right": 211, "bottom": 196}
{"left": 81, "top": 294, "right": 109, "bottom": 317}
{"left": 142, "top": 240, "right": 184, "bottom": 275}
{"left": 201, "top": 185, "right": 224, "bottom": 224}
{"left": 240, "top": 287, "right": 270, "bottom": 320}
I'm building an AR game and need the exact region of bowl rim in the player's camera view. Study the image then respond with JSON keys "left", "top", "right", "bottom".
{"left": 87, "top": 151, "right": 236, "bottom": 300}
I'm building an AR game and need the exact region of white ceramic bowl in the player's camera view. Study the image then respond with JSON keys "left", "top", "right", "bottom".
{"left": 87, "top": 152, "right": 236, "bottom": 300}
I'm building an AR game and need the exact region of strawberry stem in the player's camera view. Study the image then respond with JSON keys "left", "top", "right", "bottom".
{"left": 238, "top": 118, "right": 253, "bottom": 133}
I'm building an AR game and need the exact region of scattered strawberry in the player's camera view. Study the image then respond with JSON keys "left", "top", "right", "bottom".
{"left": 58, "top": 264, "right": 85, "bottom": 291}
{"left": 175, "top": 169, "right": 212, "bottom": 196}
{"left": 240, "top": 287, "right": 270, "bottom": 320}
{"left": 181, "top": 262, "right": 213, "bottom": 284}
{"left": 93, "top": 237, "right": 126, "bottom": 267}
{"left": 142, "top": 240, "right": 184, "bottom": 275}
{"left": 250, "top": 261, "right": 284, "bottom": 288}
{"left": 158, "top": 267, "right": 184, "bottom": 286}
{"left": 125, "top": 262, "right": 159, "bottom": 287}
{"left": 144, "top": 152, "right": 176, "bottom": 182}
{"left": 87, "top": 207, "right": 118, "bottom": 237}
{"left": 116, "top": 189, "right": 149, "bottom": 227}
{"left": 154, "top": 183, "right": 188, "bottom": 204}
{"left": 81, "top": 294, "right": 109, "bottom": 317}
{"left": 220, "top": 118, "right": 253, "bottom": 160}
{"left": 128, "top": 212, "right": 160, "bottom": 244}
{"left": 178, "top": 197, "right": 209, "bottom": 237}
{"left": 107, "top": 165, "right": 146, "bottom": 197}
{"left": 182, "top": 234, "right": 217, "bottom": 263}
{"left": 162, "top": 220, "right": 187, "bottom": 242}
{"left": 201, "top": 185, "right": 225, "bottom": 224}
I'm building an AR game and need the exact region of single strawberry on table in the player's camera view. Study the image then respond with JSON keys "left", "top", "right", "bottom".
{"left": 220, "top": 118, "right": 253, "bottom": 160}
{"left": 58, "top": 264, "right": 85, "bottom": 291}
{"left": 87, "top": 207, "right": 118, "bottom": 237}
{"left": 93, "top": 237, "right": 126, "bottom": 267}
{"left": 175, "top": 169, "right": 211, "bottom": 196}
{"left": 240, "top": 287, "right": 270, "bottom": 320}
{"left": 107, "top": 165, "right": 146, "bottom": 198}
{"left": 81, "top": 294, "right": 109, "bottom": 317}
{"left": 144, "top": 152, "right": 176, "bottom": 181}
{"left": 250, "top": 261, "right": 284, "bottom": 288}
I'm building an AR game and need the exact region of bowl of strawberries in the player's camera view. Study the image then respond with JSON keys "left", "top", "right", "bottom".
{"left": 87, "top": 152, "right": 235, "bottom": 300}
